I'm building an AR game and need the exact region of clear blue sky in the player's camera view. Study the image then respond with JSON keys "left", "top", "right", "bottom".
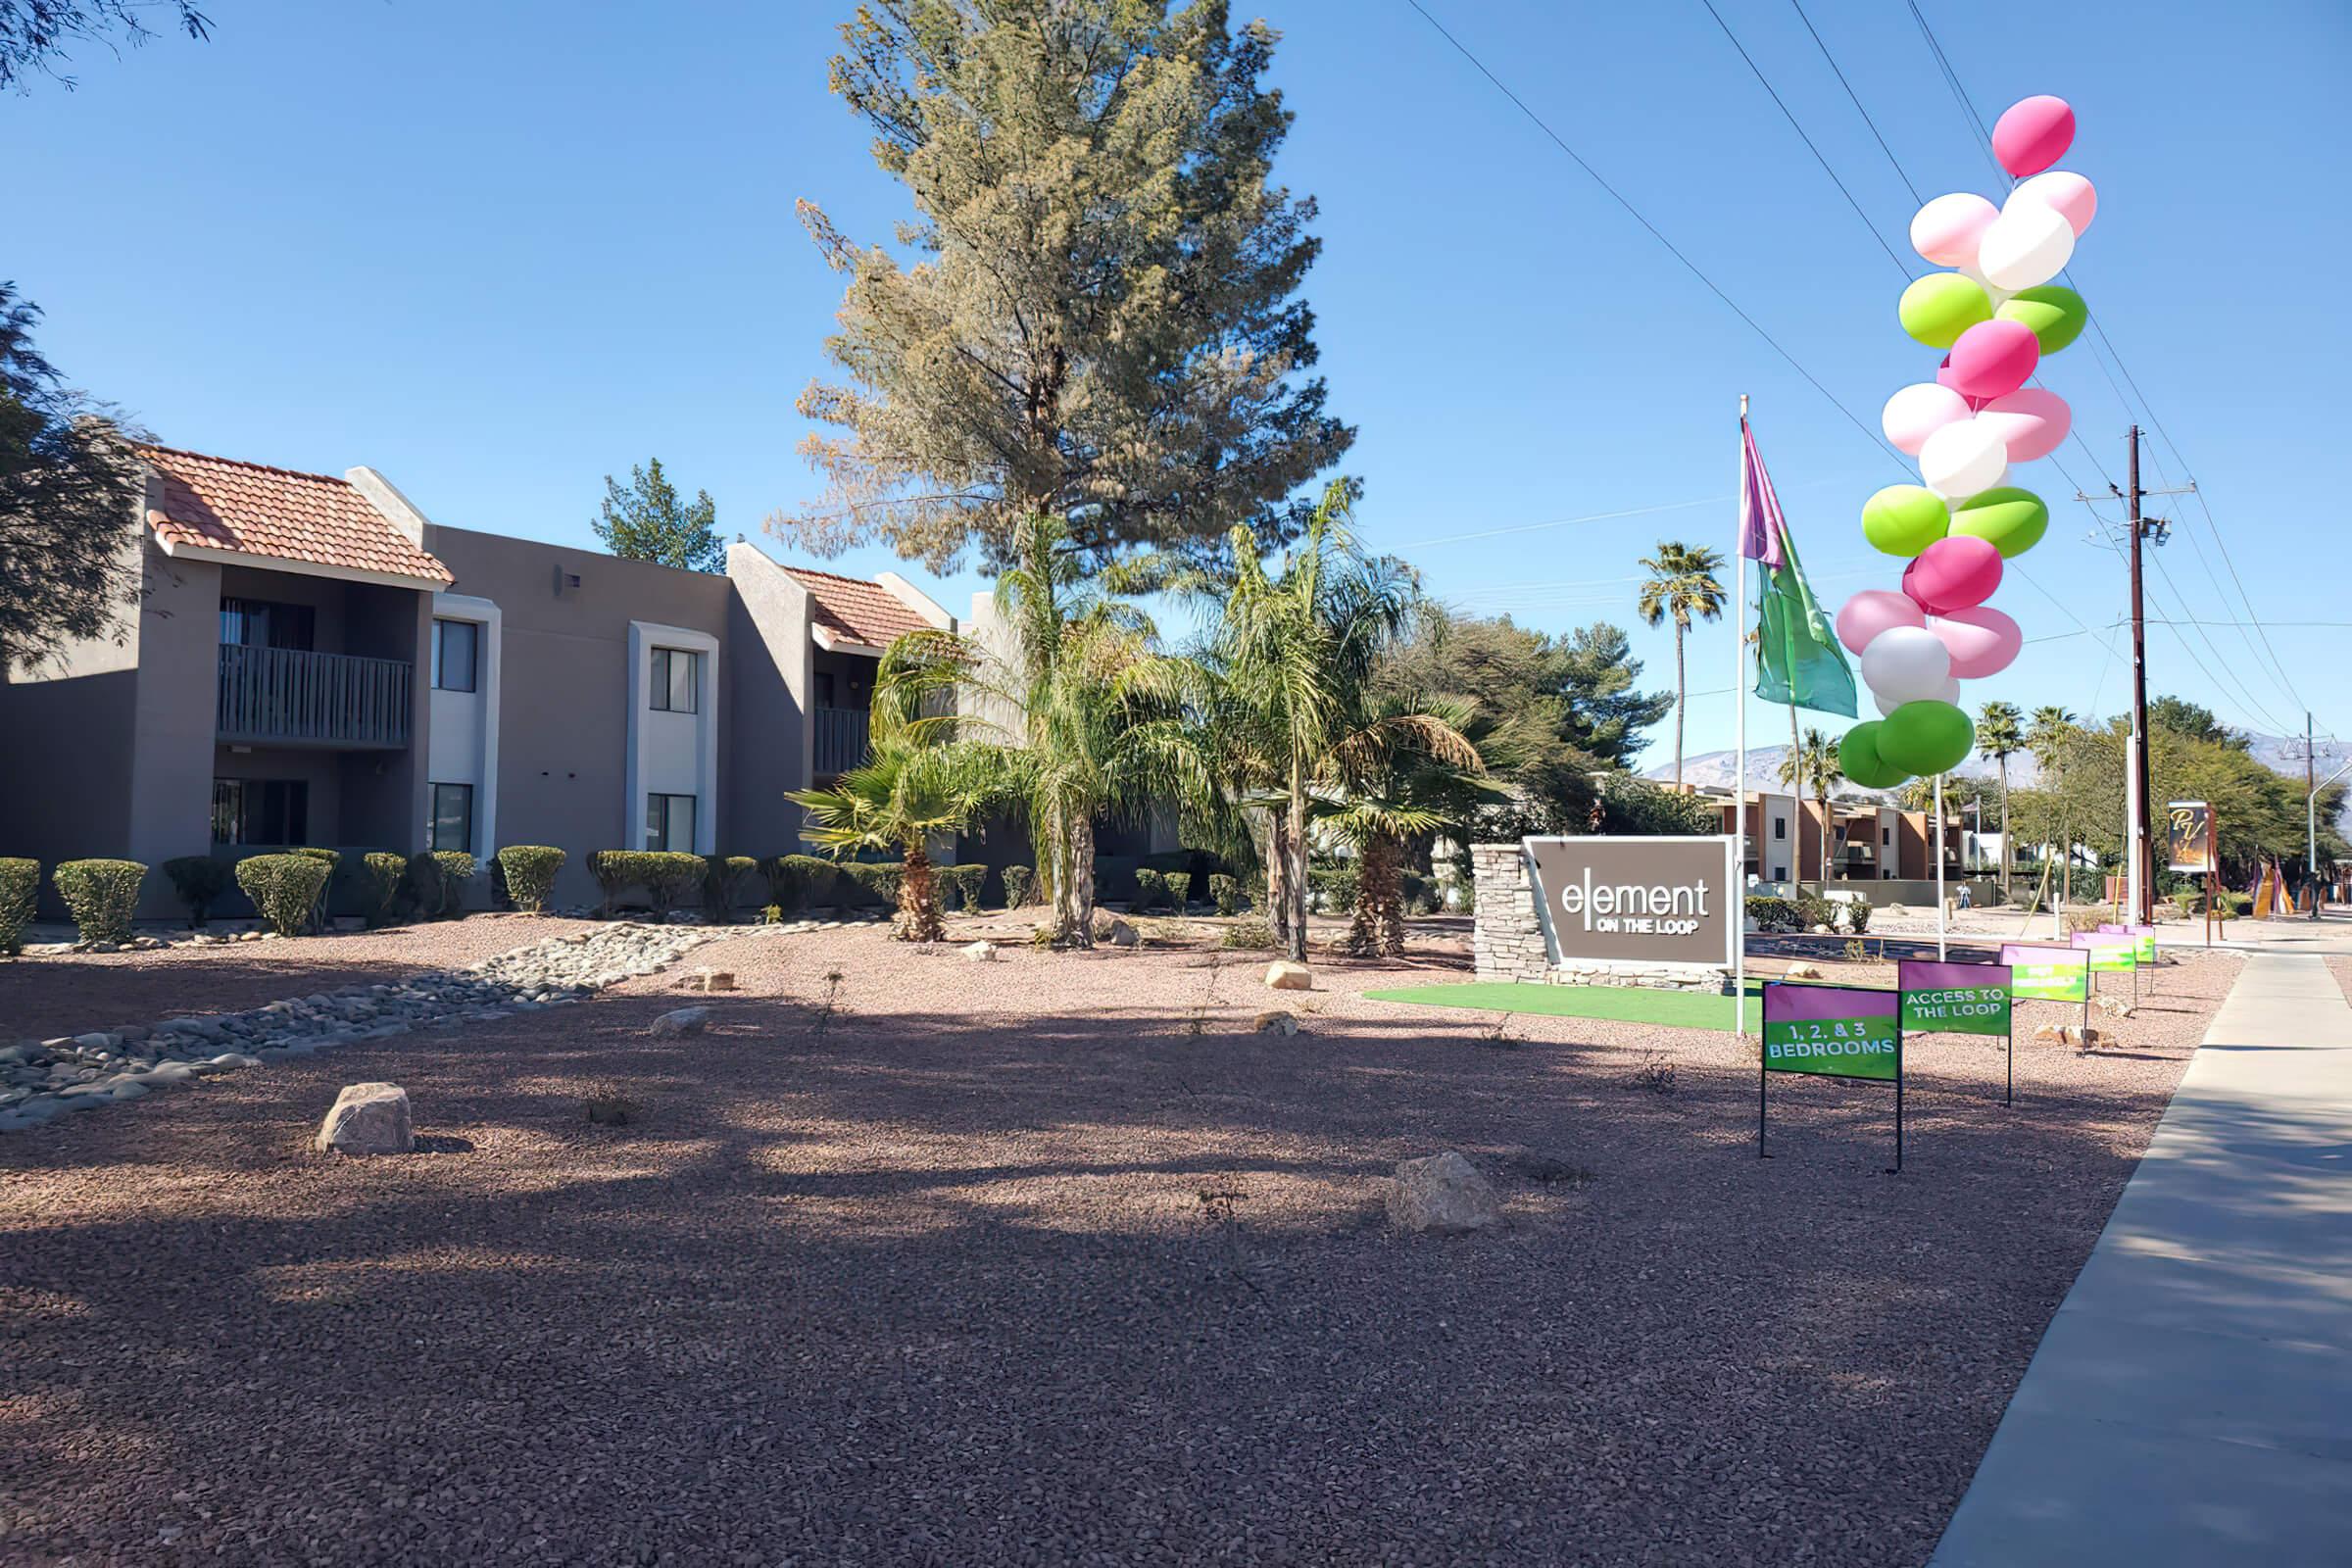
{"left": 9, "top": 0, "right": 2347, "bottom": 768}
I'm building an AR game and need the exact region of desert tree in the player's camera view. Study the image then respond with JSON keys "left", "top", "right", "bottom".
{"left": 593, "top": 458, "right": 722, "bottom": 573}
{"left": 778, "top": 0, "right": 1351, "bottom": 574}
{"left": 1, "top": 1, "right": 207, "bottom": 89}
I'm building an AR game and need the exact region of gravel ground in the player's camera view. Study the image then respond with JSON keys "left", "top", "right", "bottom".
{"left": 0, "top": 918, "right": 2242, "bottom": 1567}
{"left": 0, "top": 916, "right": 604, "bottom": 1042}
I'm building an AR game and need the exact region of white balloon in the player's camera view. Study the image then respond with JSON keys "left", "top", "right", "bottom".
{"left": 1860, "top": 624, "right": 1954, "bottom": 709}
{"left": 1909, "top": 192, "right": 1999, "bottom": 269}
{"left": 1960, "top": 264, "right": 2014, "bottom": 309}
{"left": 1876, "top": 673, "right": 1961, "bottom": 718}
{"left": 2012, "top": 170, "right": 2097, "bottom": 237}
{"left": 1882, "top": 382, "right": 1974, "bottom": 456}
{"left": 1978, "top": 198, "right": 2076, "bottom": 292}
{"left": 1918, "top": 416, "right": 2009, "bottom": 501}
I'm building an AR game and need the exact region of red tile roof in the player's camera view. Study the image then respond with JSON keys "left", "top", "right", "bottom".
{"left": 783, "top": 566, "right": 934, "bottom": 650}
{"left": 138, "top": 445, "right": 453, "bottom": 586}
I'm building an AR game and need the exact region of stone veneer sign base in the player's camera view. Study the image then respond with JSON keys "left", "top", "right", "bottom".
{"left": 1470, "top": 842, "right": 1738, "bottom": 997}
{"left": 1365, "top": 980, "right": 1761, "bottom": 1032}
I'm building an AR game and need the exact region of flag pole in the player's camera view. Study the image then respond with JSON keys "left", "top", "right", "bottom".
{"left": 1936, "top": 771, "right": 1948, "bottom": 959}
{"left": 1736, "top": 395, "right": 1749, "bottom": 1040}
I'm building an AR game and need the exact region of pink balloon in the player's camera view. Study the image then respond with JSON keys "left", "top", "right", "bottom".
{"left": 1908, "top": 192, "right": 1999, "bottom": 269}
{"left": 1903, "top": 534, "right": 2004, "bottom": 615}
{"left": 1835, "top": 589, "right": 1928, "bottom": 656}
{"left": 2014, "top": 170, "right": 2096, "bottom": 236}
{"left": 1976, "top": 388, "right": 2072, "bottom": 464}
{"left": 1945, "top": 318, "right": 2040, "bottom": 401}
{"left": 1992, "top": 95, "right": 2075, "bottom": 178}
{"left": 1928, "top": 607, "right": 2024, "bottom": 679}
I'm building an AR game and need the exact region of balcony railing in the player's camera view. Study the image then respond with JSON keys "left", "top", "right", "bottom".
{"left": 217, "top": 644, "right": 412, "bottom": 750}
{"left": 813, "top": 705, "right": 870, "bottom": 776}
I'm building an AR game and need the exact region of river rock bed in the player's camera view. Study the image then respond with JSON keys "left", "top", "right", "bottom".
{"left": 0, "top": 922, "right": 715, "bottom": 1134}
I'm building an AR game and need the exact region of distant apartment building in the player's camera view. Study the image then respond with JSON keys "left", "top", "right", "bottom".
{"left": 1675, "top": 783, "right": 1964, "bottom": 886}
{"left": 0, "top": 444, "right": 960, "bottom": 914}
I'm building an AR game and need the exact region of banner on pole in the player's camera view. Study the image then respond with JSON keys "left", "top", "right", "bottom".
{"left": 2165, "top": 801, "right": 2215, "bottom": 874}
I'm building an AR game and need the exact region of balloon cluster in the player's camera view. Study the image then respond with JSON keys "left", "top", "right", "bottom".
{"left": 1838, "top": 94, "right": 2092, "bottom": 790}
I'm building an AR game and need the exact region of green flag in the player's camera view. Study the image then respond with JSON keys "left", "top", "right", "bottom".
{"left": 1740, "top": 421, "right": 1857, "bottom": 718}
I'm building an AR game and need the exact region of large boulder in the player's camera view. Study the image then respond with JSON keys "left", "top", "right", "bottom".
{"left": 315, "top": 1083, "right": 413, "bottom": 1156}
{"left": 1264, "top": 960, "right": 1311, "bottom": 991}
{"left": 1387, "top": 1151, "right": 1503, "bottom": 1235}
{"left": 961, "top": 941, "right": 997, "bottom": 962}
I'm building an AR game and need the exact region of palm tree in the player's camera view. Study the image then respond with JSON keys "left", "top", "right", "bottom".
{"left": 1776, "top": 727, "right": 1840, "bottom": 885}
{"left": 1979, "top": 701, "right": 2024, "bottom": 897}
{"left": 2028, "top": 705, "right": 2076, "bottom": 907}
{"left": 786, "top": 725, "right": 1001, "bottom": 944}
{"left": 1204, "top": 481, "right": 1482, "bottom": 962}
{"left": 867, "top": 512, "right": 1209, "bottom": 948}
{"left": 1636, "top": 541, "right": 1727, "bottom": 789}
{"left": 1316, "top": 693, "right": 1495, "bottom": 957}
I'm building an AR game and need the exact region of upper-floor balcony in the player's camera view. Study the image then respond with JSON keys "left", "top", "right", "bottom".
{"left": 813, "top": 705, "right": 871, "bottom": 777}
{"left": 217, "top": 643, "right": 412, "bottom": 750}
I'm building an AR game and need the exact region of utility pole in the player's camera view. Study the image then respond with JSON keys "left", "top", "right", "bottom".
{"left": 2311, "top": 712, "right": 2320, "bottom": 919}
{"left": 2125, "top": 426, "right": 2155, "bottom": 925}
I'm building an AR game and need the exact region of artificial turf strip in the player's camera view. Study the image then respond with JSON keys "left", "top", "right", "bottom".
{"left": 1361, "top": 979, "right": 1770, "bottom": 1032}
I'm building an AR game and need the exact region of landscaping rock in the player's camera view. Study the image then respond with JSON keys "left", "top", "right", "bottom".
{"left": 961, "top": 941, "right": 997, "bottom": 962}
{"left": 682, "top": 967, "right": 737, "bottom": 994}
{"left": 1104, "top": 919, "right": 1139, "bottom": 948}
{"left": 652, "top": 1006, "right": 711, "bottom": 1038}
{"left": 1387, "top": 1151, "right": 1503, "bottom": 1235}
{"left": 1785, "top": 962, "right": 1825, "bottom": 980}
{"left": 315, "top": 1083, "right": 414, "bottom": 1155}
{"left": 1252, "top": 1009, "right": 1298, "bottom": 1037}
{"left": 1264, "top": 960, "right": 1311, "bottom": 991}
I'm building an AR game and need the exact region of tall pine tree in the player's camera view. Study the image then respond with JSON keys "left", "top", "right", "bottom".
{"left": 593, "top": 458, "right": 722, "bottom": 573}
{"left": 780, "top": 1, "right": 1352, "bottom": 573}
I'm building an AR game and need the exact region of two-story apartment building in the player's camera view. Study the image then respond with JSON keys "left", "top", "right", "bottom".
{"left": 0, "top": 444, "right": 957, "bottom": 915}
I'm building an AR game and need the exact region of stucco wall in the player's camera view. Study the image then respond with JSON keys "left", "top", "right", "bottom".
{"left": 723, "top": 543, "right": 814, "bottom": 858}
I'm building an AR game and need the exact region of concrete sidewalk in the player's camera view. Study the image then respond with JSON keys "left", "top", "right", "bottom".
{"left": 1931, "top": 951, "right": 2352, "bottom": 1565}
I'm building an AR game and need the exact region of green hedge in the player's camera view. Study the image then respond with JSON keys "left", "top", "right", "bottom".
{"left": 496, "top": 846, "right": 566, "bottom": 913}
{"left": 0, "top": 858, "right": 37, "bottom": 955}
{"left": 1745, "top": 895, "right": 1799, "bottom": 933}
{"left": 1844, "top": 900, "right": 1873, "bottom": 934}
{"left": 942, "top": 862, "right": 986, "bottom": 911}
{"left": 1133, "top": 867, "right": 1168, "bottom": 911}
{"left": 587, "top": 851, "right": 703, "bottom": 916}
{"left": 1208, "top": 872, "right": 1241, "bottom": 915}
{"left": 1164, "top": 871, "right": 1191, "bottom": 909}
{"left": 703, "top": 855, "right": 760, "bottom": 923}
{"left": 236, "top": 854, "right": 333, "bottom": 937}
{"left": 1002, "top": 864, "right": 1034, "bottom": 908}
{"left": 54, "top": 858, "right": 145, "bottom": 945}
{"left": 841, "top": 860, "right": 904, "bottom": 907}
{"left": 292, "top": 847, "right": 340, "bottom": 932}
{"left": 1306, "top": 863, "right": 1358, "bottom": 914}
{"left": 362, "top": 852, "right": 408, "bottom": 926}
{"left": 400, "top": 851, "right": 474, "bottom": 919}
{"left": 163, "top": 855, "right": 232, "bottom": 928}
{"left": 760, "top": 853, "right": 841, "bottom": 913}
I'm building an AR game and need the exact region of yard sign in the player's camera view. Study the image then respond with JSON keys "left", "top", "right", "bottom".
{"left": 1998, "top": 943, "right": 2091, "bottom": 1034}
{"left": 1899, "top": 958, "right": 2015, "bottom": 1104}
{"left": 2074, "top": 930, "right": 2140, "bottom": 1005}
{"left": 1760, "top": 982, "right": 1904, "bottom": 1171}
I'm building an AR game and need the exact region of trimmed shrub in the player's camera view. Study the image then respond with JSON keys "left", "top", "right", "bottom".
{"left": 292, "top": 847, "right": 339, "bottom": 932}
{"left": 588, "top": 850, "right": 633, "bottom": 916}
{"left": 1744, "top": 895, "right": 1799, "bottom": 933}
{"left": 497, "top": 846, "right": 566, "bottom": 913}
{"left": 842, "top": 860, "right": 904, "bottom": 909}
{"left": 1208, "top": 871, "right": 1241, "bottom": 915}
{"left": 1219, "top": 916, "right": 1277, "bottom": 951}
{"left": 790, "top": 854, "right": 842, "bottom": 912}
{"left": 2171, "top": 890, "right": 2200, "bottom": 919}
{"left": 943, "top": 862, "right": 986, "bottom": 912}
{"left": 1002, "top": 864, "right": 1034, "bottom": 908}
{"left": 1133, "top": 867, "right": 1167, "bottom": 912}
{"left": 362, "top": 852, "right": 407, "bottom": 926}
{"left": 0, "top": 858, "right": 37, "bottom": 955}
{"left": 1164, "top": 871, "right": 1191, "bottom": 910}
{"left": 643, "top": 853, "right": 705, "bottom": 916}
{"left": 163, "top": 855, "right": 232, "bottom": 928}
{"left": 1306, "top": 863, "right": 1358, "bottom": 914}
{"left": 54, "top": 858, "right": 145, "bottom": 946}
{"left": 235, "top": 854, "right": 332, "bottom": 938}
{"left": 1843, "top": 899, "right": 1873, "bottom": 935}
{"left": 760, "top": 904, "right": 785, "bottom": 925}
{"left": 404, "top": 851, "right": 475, "bottom": 919}
{"left": 702, "top": 855, "right": 760, "bottom": 923}
{"left": 1792, "top": 892, "right": 1838, "bottom": 931}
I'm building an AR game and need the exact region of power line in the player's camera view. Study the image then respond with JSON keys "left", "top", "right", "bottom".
{"left": 1786, "top": 0, "right": 1923, "bottom": 206}
{"left": 1398, "top": 0, "right": 1902, "bottom": 462}
{"left": 1695, "top": 0, "right": 1912, "bottom": 277}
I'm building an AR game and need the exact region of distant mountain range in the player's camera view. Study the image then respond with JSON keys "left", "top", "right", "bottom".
{"left": 1644, "top": 732, "right": 2352, "bottom": 834}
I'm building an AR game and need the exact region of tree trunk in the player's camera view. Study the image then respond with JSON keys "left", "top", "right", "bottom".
{"left": 1344, "top": 858, "right": 1378, "bottom": 957}
{"left": 1672, "top": 623, "right": 1687, "bottom": 788}
{"left": 1264, "top": 811, "right": 1291, "bottom": 949}
{"left": 1998, "top": 759, "right": 2013, "bottom": 896}
{"left": 897, "top": 836, "right": 943, "bottom": 943}
{"left": 1369, "top": 834, "right": 1407, "bottom": 956}
{"left": 1285, "top": 773, "right": 1310, "bottom": 963}
{"left": 1051, "top": 806, "right": 1096, "bottom": 948}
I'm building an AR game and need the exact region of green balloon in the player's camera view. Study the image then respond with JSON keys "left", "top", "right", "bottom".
{"left": 1839, "top": 721, "right": 1911, "bottom": 790}
{"left": 1879, "top": 699, "right": 1976, "bottom": 777}
{"left": 1898, "top": 272, "right": 1993, "bottom": 350}
{"left": 1862, "top": 484, "right": 1950, "bottom": 557}
{"left": 1948, "top": 486, "right": 2049, "bottom": 559}
{"left": 1995, "top": 285, "right": 2087, "bottom": 354}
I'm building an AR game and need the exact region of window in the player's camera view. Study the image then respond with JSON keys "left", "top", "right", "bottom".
{"left": 1882, "top": 826, "right": 1892, "bottom": 847}
{"left": 1770, "top": 864, "right": 1787, "bottom": 882}
{"left": 650, "top": 647, "right": 700, "bottom": 712}
{"left": 429, "top": 783, "right": 474, "bottom": 853}
{"left": 219, "top": 598, "right": 315, "bottom": 651}
{"left": 646, "top": 793, "right": 697, "bottom": 853}
{"left": 814, "top": 670, "right": 836, "bottom": 709}
{"left": 432, "top": 618, "right": 478, "bottom": 692}
{"left": 1773, "top": 819, "right": 1786, "bottom": 840}
{"left": 212, "top": 779, "right": 308, "bottom": 846}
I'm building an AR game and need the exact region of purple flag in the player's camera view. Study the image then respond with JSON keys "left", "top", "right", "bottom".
{"left": 1739, "top": 418, "right": 1786, "bottom": 568}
